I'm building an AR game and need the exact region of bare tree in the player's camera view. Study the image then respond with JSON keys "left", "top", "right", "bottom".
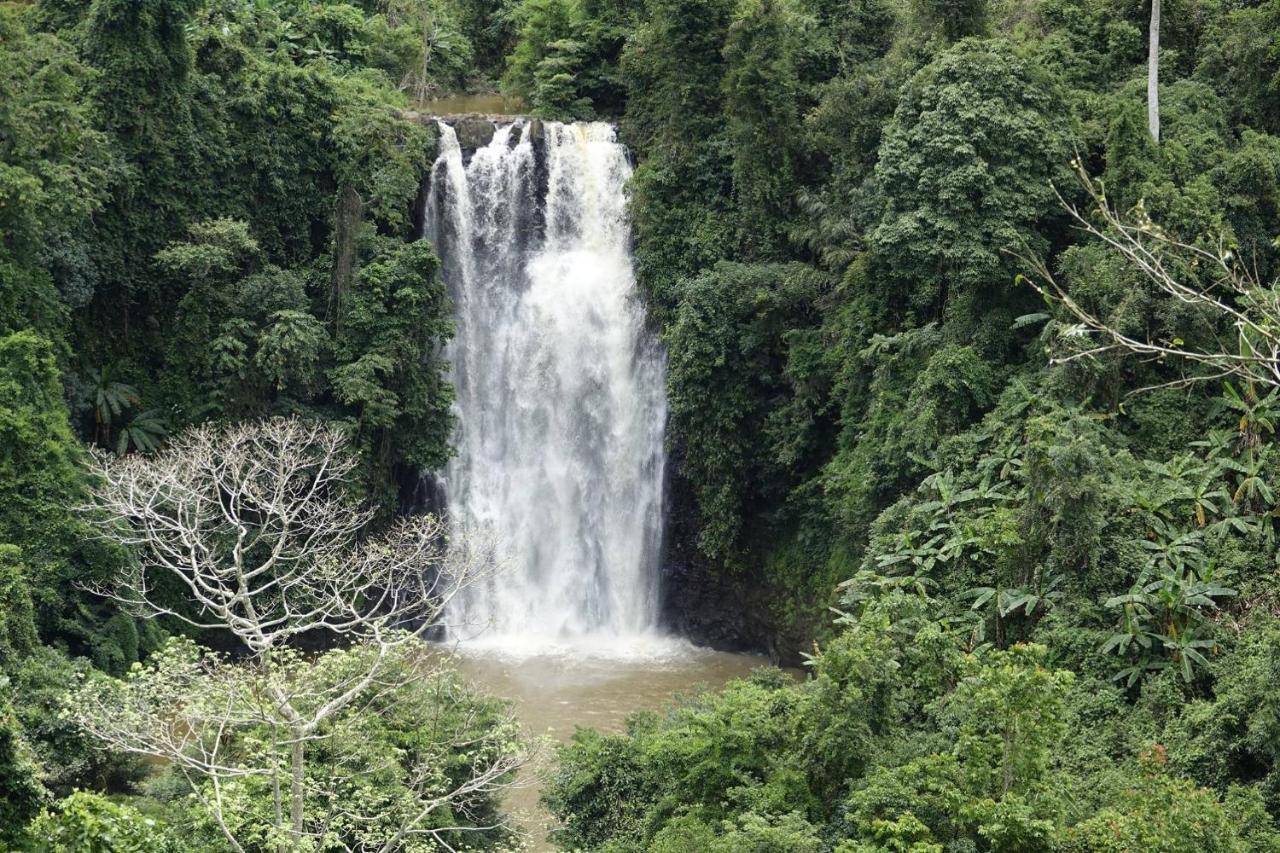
{"left": 1149, "top": 0, "right": 1161, "bottom": 142}
{"left": 1018, "top": 164, "right": 1280, "bottom": 393}
{"left": 72, "top": 418, "right": 526, "bottom": 852}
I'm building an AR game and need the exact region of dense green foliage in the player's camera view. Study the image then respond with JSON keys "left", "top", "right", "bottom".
{"left": 549, "top": 607, "right": 1280, "bottom": 850}
{"left": 0, "top": 0, "right": 500, "bottom": 847}
{"left": 0, "top": 689, "right": 46, "bottom": 849}
{"left": 508, "top": 0, "right": 1280, "bottom": 848}
{"left": 7, "top": 0, "right": 1280, "bottom": 848}
{"left": 27, "top": 791, "right": 185, "bottom": 853}
{"left": 0, "top": 0, "right": 476, "bottom": 645}
{"left": 502, "top": 0, "right": 638, "bottom": 117}
{"left": 589, "top": 0, "right": 1280, "bottom": 657}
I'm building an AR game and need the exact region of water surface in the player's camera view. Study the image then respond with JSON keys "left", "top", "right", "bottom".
{"left": 452, "top": 643, "right": 773, "bottom": 849}
{"left": 422, "top": 93, "right": 526, "bottom": 115}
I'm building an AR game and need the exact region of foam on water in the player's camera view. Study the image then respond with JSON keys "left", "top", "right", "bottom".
{"left": 443, "top": 630, "right": 702, "bottom": 665}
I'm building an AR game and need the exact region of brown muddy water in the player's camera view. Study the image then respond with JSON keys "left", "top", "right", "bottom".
{"left": 420, "top": 93, "right": 526, "bottom": 116}
{"left": 447, "top": 640, "right": 777, "bottom": 850}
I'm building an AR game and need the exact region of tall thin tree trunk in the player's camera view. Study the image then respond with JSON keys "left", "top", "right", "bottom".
{"left": 272, "top": 724, "right": 285, "bottom": 853}
{"left": 1148, "top": 0, "right": 1161, "bottom": 142}
{"left": 329, "top": 183, "right": 363, "bottom": 333}
{"left": 290, "top": 732, "right": 305, "bottom": 849}
{"left": 418, "top": 13, "right": 434, "bottom": 103}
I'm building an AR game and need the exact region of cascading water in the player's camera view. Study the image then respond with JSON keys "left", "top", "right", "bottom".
{"left": 424, "top": 120, "right": 669, "bottom": 652}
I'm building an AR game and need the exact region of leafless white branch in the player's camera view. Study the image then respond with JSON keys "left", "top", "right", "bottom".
{"left": 71, "top": 419, "right": 526, "bottom": 851}
{"left": 1014, "top": 161, "right": 1280, "bottom": 392}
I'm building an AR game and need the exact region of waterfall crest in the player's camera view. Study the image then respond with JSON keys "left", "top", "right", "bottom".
{"left": 424, "top": 120, "right": 668, "bottom": 652}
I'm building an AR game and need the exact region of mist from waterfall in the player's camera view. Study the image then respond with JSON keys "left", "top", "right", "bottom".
{"left": 424, "top": 120, "right": 669, "bottom": 654}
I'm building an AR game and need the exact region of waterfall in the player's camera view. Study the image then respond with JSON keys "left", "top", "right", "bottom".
{"left": 424, "top": 120, "right": 668, "bottom": 651}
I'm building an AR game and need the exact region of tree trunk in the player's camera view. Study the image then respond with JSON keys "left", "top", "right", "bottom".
{"left": 329, "top": 183, "right": 363, "bottom": 332}
{"left": 290, "top": 732, "right": 305, "bottom": 850}
{"left": 1002, "top": 728, "right": 1015, "bottom": 795}
{"left": 272, "top": 725, "right": 285, "bottom": 853}
{"left": 1148, "top": 0, "right": 1161, "bottom": 142}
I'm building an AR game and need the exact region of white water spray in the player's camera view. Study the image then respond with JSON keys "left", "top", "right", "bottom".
{"left": 424, "top": 120, "right": 669, "bottom": 654}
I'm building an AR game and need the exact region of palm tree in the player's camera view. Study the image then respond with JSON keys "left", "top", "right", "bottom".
{"left": 88, "top": 366, "right": 140, "bottom": 447}
{"left": 116, "top": 409, "right": 169, "bottom": 456}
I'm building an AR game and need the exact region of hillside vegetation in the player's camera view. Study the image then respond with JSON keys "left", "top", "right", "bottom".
{"left": 506, "top": 0, "right": 1280, "bottom": 849}
{"left": 5, "top": 0, "right": 1280, "bottom": 849}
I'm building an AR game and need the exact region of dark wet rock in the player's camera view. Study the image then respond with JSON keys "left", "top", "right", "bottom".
{"left": 453, "top": 116, "right": 496, "bottom": 150}
{"left": 658, "top": 464, "right": 806, "bottom": 666}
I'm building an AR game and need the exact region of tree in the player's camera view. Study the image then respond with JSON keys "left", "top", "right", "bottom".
{"left": 82, "top": 0, "right": 203, "bottom": 324}
{"left": 871, "top": 39, "right": 1066, "bottom": 327}
{"left": 0, "top": 546, "right": 38, "bottom": 669}
{"left": 86, "top": 366, "right": 140, "bottom": 448}
{"left": 722, "top": 0, "right": 806, "bottom": 255}
{"left": 0, "top": 331, "right": 136, "bottom": 664}
{"left": 621, "top": 0, "right": 735, "bottom": 154}
{"left": 72, "top": 418, "right": 522, "bottom": 851}
{"left": 502, "top": 0, "right": 639, "bottom": 118}
{"left": 503, "top": 0, "right": 583, "bottom": 114}
{"left": 159, "top": 218, "right": 263, "bottom": 418}
{"left": 1021, "top": 165, "right": 1280, "bottom": 393}
{"left": 1149, "top": 0, "right": 1161, "bottom": 142}
{"left": 950, "top": 645, "right": 1072, "bottom": 800}
{"left": 665, "top": 261, "right": 820, "bottom": 559}
{"left": 0, "top": 7, "right": 113, "bottom": 344}
{"left": 0, "top": 690, "right": 45, "bottom": 851}
{"left": 620, "top": 0, "right": 737, "bottom": 314}
{"left": 331, "top": 239, "right": 455, "bottom": 488}
{"left": 27, "top": 791, "right": 182, "bottom": 853}
{"left": 384, "top": 0, "right": 475, "bottom": 102}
